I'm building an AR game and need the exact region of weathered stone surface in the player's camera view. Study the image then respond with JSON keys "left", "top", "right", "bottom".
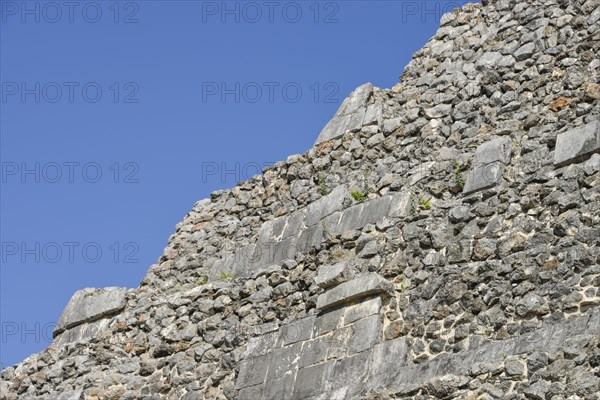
{"left": 463, "top": 137, "right": 514, "bottom": 194}
{"left": 316, "top": 273, "right": 394, "bottom": 311}
{"left": 314, "top": 263, "right": 352, "bottom": 289}
{"left": 315, "top": 83, "right": 376, "bottom": 144}
{"left": 305, "top": 185, "right": 346, "bottom": 227}
{"left": 53, "top": 287, "right": 128, "bottom": 337}
{"left": 554, "top": 120, "right": 600, "bottom": 166}
{"left": 5, "top": 0, "right": 600, "bottom": 399}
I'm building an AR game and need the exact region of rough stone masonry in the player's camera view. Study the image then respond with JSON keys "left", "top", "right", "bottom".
{"left": 1, "top": 0, "right": 599, "bottom": 398}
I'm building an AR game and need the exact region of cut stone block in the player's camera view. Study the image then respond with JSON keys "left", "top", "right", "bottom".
{"left": 314, "top": 263, "right": 352, "bottom": 289}
{"left": 554, "top": 120, "right": 600, "bottom": 167}
{"left": 278, "top": 317, "right": 314, "bottom": 346}
{"left": 343, "top": 296, "right": 381, "bottom": 325}
{"left": 54, "top": 318, "right": 111, "bottom": 346}
{"left": 236, "top": 352, "right": 271, "bottom": 389}
{"left": 299, "top": 336, "right": 330, "bottom": 368}
{"left": 281, "top": 210, "right": 306, "bottom": 240}
{"left": 315, "top": 83, "right": 375, "bottom": 144}
{"left": 348, "top": 314, "right": 381, "bottom": 354}
{"left": 388, "top": 191, "right": 412, "bottom": 218}
{"left": 244, "top": 331, "right": 278, "bottom": 359}
{"left": 365, "top": 337, "right": 409, "bottom": 392}
{"left": 266, "top": 342, "right": 302, "bottom": 381}
{"left": 316, "top": 273, "right": 394, "bottom": 311}
{"left": 54, "top": 287, "right": 128, "bottom": 338}
{"left": 292, "top": 361, "right": 335, "bottom": 400}
{"left": 331, "top": 350, "right": 372, "bottom": 391}
{"left": 237, "top": 384, "right": 265, "bottom": 400}
{"left": 463, "top": 137, "right": 514, "bottom": 195}
{"left": 306, "top": 185, "right": 347, "bottom": 227}
{"left": 313, "top": 307, "right": 343, "bottom": 336}
{"left": 264, "top": 374, "right": 294, "bottom": 400}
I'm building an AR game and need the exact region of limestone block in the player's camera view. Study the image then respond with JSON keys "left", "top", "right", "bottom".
{"left": 348, "top": 314, "right": 381, "bottom": 354}
{"left": 278, "top": 316, "right": 314, "bottom": 346}
{"left": 554, "top": 120, "right": 600, "bottom": 167}
{"left": 54, "top": 287, "right": 128, "bottom": 337}
{"left": 316, "top": 273, "right": 394, "bottom": 311}
{"left": 314, "top": 263, "right": 352, "bottom": 289}
{"left": 299, "top": 336, "right": 330, "bottom": 368}
{"left": 236, "top": 352, "right": 271, "bottom": 389}
{"left": 292, "top": 361, "right": 335, "bottom": 400}
{"left": 343, "top": 296, "right": 381, "bottom": 325}
{"left": 266, "top": 342, "right": 302, "bottom": 381}
{"left": 54, "top": 318, "right": 111, "bottom": 346}
{"left": 306, "top": 185, "right": 347, "bottom": 227}
{"left": 315, "top": 83, "right": 374, "bottom": 144}
{"left": 463, "top": 137, "right": 514, "bottom": 195}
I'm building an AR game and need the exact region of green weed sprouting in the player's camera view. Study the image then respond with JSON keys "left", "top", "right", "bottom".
{"left": 454, "top": 161, "right": 465, "bottom": 189}
{"left": 351, "top": 191, "right": 367, "bottom": 202}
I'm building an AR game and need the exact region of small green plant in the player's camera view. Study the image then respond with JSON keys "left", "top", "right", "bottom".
{"left": 317, "top": 170, "right": 329, "bottom": 196}
{"left": 218, "top": 272, "right": 234, "bottom": 280}
{"left": 396, "top": 277, "right": 410, "bottom": 292}
{"left": 196, "top": 276, "right": 207, "bottom": 285}
{"left": 418, "top": 197, "right": 431, "bottom": 210}
{"left": 409, "top": 191, "right": 416, "bottom": 215}
{"left": 454, "top": 161, "right": 465, "bottom": 189}
{"left": 351, "top": 191, "right": 367, "bottom": 202}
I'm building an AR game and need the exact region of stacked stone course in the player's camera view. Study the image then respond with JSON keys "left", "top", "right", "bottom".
{"left": 2, "top": 0, "right": 599, "bottom": 398}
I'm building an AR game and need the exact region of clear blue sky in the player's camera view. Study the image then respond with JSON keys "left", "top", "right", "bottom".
{"left": 0, "top": 0, "right": 472, "bottom": 368}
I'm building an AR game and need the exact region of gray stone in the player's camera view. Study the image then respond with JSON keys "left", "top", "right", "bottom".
{"left": 266, "top": 342, "right": 302, "bottom": 381}
{"left": 292, "top": 361, "right": 335, "bottom": 400}
{"left": 554, "top": 120, "right": 600, "bottom": 167}
{"left": 244, "top": 332, "right": 278, "bottom": 359}
{"left": 331, "top": 350, "right": 372, "bottom": 392}
{"left": 56, "top": 390, "right": 83, "bottom": 400}
{"left": 315, "top": 83, "right": 374, "bottom": 144}
{"left": 54, "top": 287, "right": 128, "bottom": 337}
{"left": 279, "top": 317, "right": 314, "bottom": 346}
{"left": 237, "top": 384, "right": 265, "bottom": 400}
{"left": 343, "top": 296, "right": 381, "bottom": 325}
{"left": 236, "top": 352, "right": 271, "bottom": 389}
{"left": 316, "top": 273, "right": 394, "bottom": 311}
{"left": 514, "top": 42, "right": 535, "bottom": 61}
{"left": 383, "top": 117, "right": 401, "bottom": 133}
{"left": 299, "top": 336, "right": 330, "bottom": 368}
{"left": 54, "top": 318, "right": 112, "bottom": 346}
{"left": 306, "top": 185, "right": 346, "bottom": 227}
{"left": 314, "top": 263, "right": 352, "bottom": 289}
{"left": 281, "top": 210, "right": 305, "bottom": 239}
{"left": 365, "top": 337, "right": 409, "bottom": 392}
{"left": 463, "top": 137, "right": 514, "bottom": 194}
{"left": 314, "top": 307, "right": 343, "bottom": 336}
{"left": 476, "top": 51, "right": 502, "bottom": 68}
{"left": 348, "top": 314, "right": 381, "bottom": 354}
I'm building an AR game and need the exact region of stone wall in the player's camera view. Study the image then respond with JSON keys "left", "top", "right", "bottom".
{"left": 1, "top": 0, "right": 599, "bottom": 398}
